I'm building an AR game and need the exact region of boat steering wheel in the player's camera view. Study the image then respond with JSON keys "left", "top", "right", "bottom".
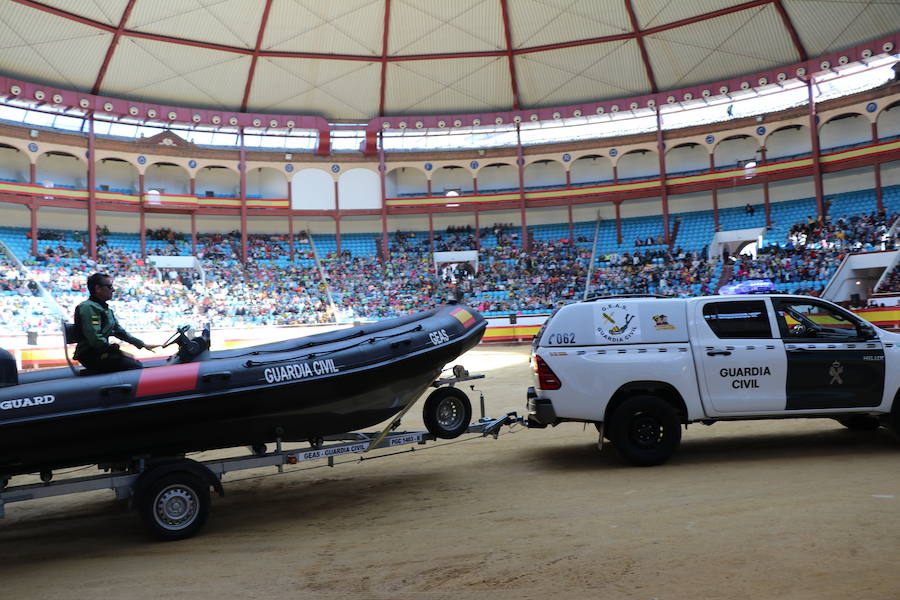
{"left": 162, "top": 325, "right": 192, "bottom": 349}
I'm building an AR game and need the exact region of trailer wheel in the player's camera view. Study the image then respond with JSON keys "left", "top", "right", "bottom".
{"left": 836, "top": 415, "right": 881, "bottom": 431}
{"left": 423, "top": 387, "right": 472, "bottom": 439}
{"left": 608, "top": 395, "right": 681, "bottom": 467}
{"left": 138, "top": 472, "right": 210, "bottom": 541}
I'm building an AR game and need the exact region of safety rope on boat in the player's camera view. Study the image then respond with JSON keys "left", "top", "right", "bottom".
{"left": 242, "top": 324, "right": 424, "bottom": 367}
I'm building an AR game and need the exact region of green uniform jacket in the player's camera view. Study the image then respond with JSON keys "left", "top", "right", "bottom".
{"left": 73, "top": 297, "right": 145, "bottom": 359}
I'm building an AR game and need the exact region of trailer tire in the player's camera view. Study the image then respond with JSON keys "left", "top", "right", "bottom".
{"left": 138, "top": 472, "right": 210, "bottom": 541}
{"left": 608, "top": 395, "right": 681, "bottom": 467}
{"left": 423, "top": 387, "right": 472, "bottom": 439}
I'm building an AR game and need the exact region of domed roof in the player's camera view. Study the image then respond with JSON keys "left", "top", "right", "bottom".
{"left": 0, "top": 0, "right": 897, "bottom": 121}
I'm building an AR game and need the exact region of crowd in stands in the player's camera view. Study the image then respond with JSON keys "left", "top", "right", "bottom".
{"left": 2, "top": 203, "right": 899, "bottom": 337}
{"left": 730, "top": 211, "right": 899, "bottom": 296}
{"left": 591, "top": 248, "right": 714, "bottom": 297}
{"left": 787, "top": 211, "right": 897, "bottom": 252}
{"left": 878, "top": 264, "right": 900, "bottom": 293}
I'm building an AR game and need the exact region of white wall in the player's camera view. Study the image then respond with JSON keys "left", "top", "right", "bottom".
{"left": 570, "top": 156, "right": 612, "bottom": 185}
{"left": 882, "top": 161, "right": 900, "bottom": 186}
{"left": 667, "top": 145, "right": 708, "bottom": 173}
{"left": 877, "top": 103, "right": 900, "bottom": 138}
{"left": 477, "top": 164, "right": 517, "bottom": 191}
{"left": 391, "top": 167, "right": 427, "bottom": 196}
{"left": 96, "top": 211, "right": 139, "bottom": 233}
{"left": 522, "top": 206, "right": 572, "bottom": 226}
{"left": 433, "top": 213, "right": 476, "bottom": 231}
{"left": 617, "top": 151, "right": 658, "bottom": 179}
{"left": 766, "top": 126, "right": 810, "bottom": 159}
{"left": 339, "top": 216, "right": 382, "bottom": 233}
{"left": 0, "top": 203, "right": 30, "bottom": 227}
{"left": 247, "top": 168, "right": 288, "bottom": 198}
{"left": 195, "top": 215, "right": 241, "bottom": 233}
{"left": 714, "top": 136, "right": 758, "bottom": 168}
{"left": 195, "top": 167, "right": 238, "bottom": 197}
{"left": 146, "top": 164, "right": 190, "bottom": 195}
{"left": 670, "top": 191, "right": 713, "bottom": 215}
{"left": 339, "top": 168, "right": 380, "bottom": 209}
{"left": 36, "top": 154, "right": 84, "bottom": 188}
{"left": 523, "top": 161, "right": 565, "bottom": 188}
{"left": 718, "top": 185, "right": 764, "bottom": 210}
{"left": 96, "top": 160, "right": 137, "bottom": 192}
{"left": 388, "top": 214, "right": 430, "bottom": 232}
{"left": 247, "top": 215, "right": 289, "bottom": 234}
{"left": 819, "top": 114, "right": 870, "bottom": 150}
{"left": 292, "top": 169, "right": 334, "bottom": 209}
{"left": 823, "top": 167, "right": 876, "bottom": 197}
{"left": 432, "top": 166, "right": 472, "bottom": 193}
{"left": 0, "top": 147, "right": 29, "bottom": 182}
{"left": 768, "top": 176, "right": 815, "bottom": 203}
{"left": 481, "top": 209, "right": 522, "bottom": 227}
{"left": 143, "top": 213, "right": 191, "bottom": 233}
{"left": 620, "top": 196, "right": 664, "bottom": 218}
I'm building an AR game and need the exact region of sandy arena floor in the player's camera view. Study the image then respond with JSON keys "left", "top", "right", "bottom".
{"left": 1, "top": 345, "right": 898, "bottom": 600}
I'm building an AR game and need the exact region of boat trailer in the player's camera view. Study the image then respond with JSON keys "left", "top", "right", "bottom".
{"left": 0, "top": 371, "right": 521, "bottom": 541}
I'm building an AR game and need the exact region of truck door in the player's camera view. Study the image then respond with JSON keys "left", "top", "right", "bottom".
{"left": 692, "top": 298, "right": 787, "bottom": 415}
{"left": 771, "top": 298, "right": 884, "bottom": 410}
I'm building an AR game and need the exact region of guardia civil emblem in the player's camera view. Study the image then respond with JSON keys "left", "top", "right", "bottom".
{"left": 828, "top": 361, "right": 844, "bottom": 385}
{"left": 597, "top": 303, "right": 639, "bottom": 343}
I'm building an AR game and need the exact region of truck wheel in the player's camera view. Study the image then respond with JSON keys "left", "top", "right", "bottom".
{"left": 608, "top": 395, "right": 681, "bottom": 466}
{"left": 137, "top": 472, "right": 210, "bottom": 541}
{"left": 836, "top": 415, "right": 881, "bottom": 431}
{"left": 423, "top": 387, "right": 472, "bottom": 439}
{"left": 890, "top": 401, "right": 900, "bottom": 441}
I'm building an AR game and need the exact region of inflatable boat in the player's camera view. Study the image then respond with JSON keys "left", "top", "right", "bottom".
{"left": 0, "top": 304, "right": 486, "bottom": 479}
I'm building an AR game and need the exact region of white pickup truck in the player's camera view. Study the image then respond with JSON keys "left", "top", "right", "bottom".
{"left": 526, "top": 294, "right": 900, "bottom": 466}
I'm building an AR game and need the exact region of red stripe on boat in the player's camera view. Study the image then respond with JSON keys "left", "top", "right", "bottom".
{"left": 136, "top": 363, "right": 201, "bottom": 398}
{"left": 450, "top": 307, "right": 476, "bottom": 328}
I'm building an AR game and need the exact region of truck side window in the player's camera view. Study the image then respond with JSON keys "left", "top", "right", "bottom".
{"left": 702, "top": 300, "right": 772, "bottom": 339}
{"left": 773, "top": 300, "right": 861, "bottom": 340}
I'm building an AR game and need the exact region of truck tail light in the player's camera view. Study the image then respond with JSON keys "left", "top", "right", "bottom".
{"left": 532, "top": 355, "right": 561, "bottom": 390}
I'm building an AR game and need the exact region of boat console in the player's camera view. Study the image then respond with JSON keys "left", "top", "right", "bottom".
{"left": 163, "top": 325, "right": 211, "bottom": 364}
{"left": 0, "top": 348, "right": 16, "bottom": 387}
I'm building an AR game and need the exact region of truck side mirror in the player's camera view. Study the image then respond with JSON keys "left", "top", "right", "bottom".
{"left": 858, "top": 324, "right": 877, "bottom": 340}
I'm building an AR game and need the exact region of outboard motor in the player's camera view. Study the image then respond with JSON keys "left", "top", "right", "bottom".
{"left": 0, "top": 348, "right": 18, "bottom": 388}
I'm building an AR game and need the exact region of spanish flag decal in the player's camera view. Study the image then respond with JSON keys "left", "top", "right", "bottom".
{"left": 451, "top": 307, "right": 476, "bottom": 328}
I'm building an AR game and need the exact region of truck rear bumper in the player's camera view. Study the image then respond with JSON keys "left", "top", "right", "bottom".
{"left": 525, "top": 386, "right": 557, "bottom": 428}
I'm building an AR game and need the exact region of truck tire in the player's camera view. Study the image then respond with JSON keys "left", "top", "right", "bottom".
{"left": 423, "top": 387, "right": 472, "bottom": 439}
{"left": 836, "top": 415, "right": 881, "bottom": 431}
{"left": 608, "top": 395, "right": 681, "bottom": 466}
{"left": 890, "top": 400, "right": 900, "bottom": 441}
{"left": 137, "top": 472, "right": 211, "bottom": 541}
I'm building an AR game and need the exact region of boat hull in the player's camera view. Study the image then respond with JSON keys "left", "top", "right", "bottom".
{"left": 0, "top": 305, "right": 485, "bottom": 477}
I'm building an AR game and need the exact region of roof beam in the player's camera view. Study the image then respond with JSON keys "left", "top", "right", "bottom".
{"left": 378, "top": 0, "right": 391, "bottom": 117}
{"left": 92, "top": 0, "right": 136, "bottom": 95}
{"left": 12, "top": 0, "right": 775, "bottom": 65}
{"left": 499, "top": 0, "right": 521, "bottom": 110}
{"left": 624, "top": 0, "right": 657, "bottom": 93}
{"left": 241, "top": 0, "right": 274, "bottom": 112}
{"left": 772, "top": 0, "right": 808, "bottom": 61}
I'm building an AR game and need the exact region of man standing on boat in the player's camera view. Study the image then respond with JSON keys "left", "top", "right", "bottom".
{"left": 73, "top": 272, "right": 158, "bottom": 372}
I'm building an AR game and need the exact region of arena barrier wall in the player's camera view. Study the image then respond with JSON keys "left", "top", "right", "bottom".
{"left": 6, "top": 307, "right": 900, "bottom": 369}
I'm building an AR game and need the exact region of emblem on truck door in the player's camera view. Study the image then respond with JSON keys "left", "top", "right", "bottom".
{"left": 829, "top": 361, "right": 844, "bottom": 385}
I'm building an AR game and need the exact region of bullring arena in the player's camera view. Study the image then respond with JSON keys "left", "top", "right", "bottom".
{"left": 0, "top": 1, "right": 899, "bottom": 598}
